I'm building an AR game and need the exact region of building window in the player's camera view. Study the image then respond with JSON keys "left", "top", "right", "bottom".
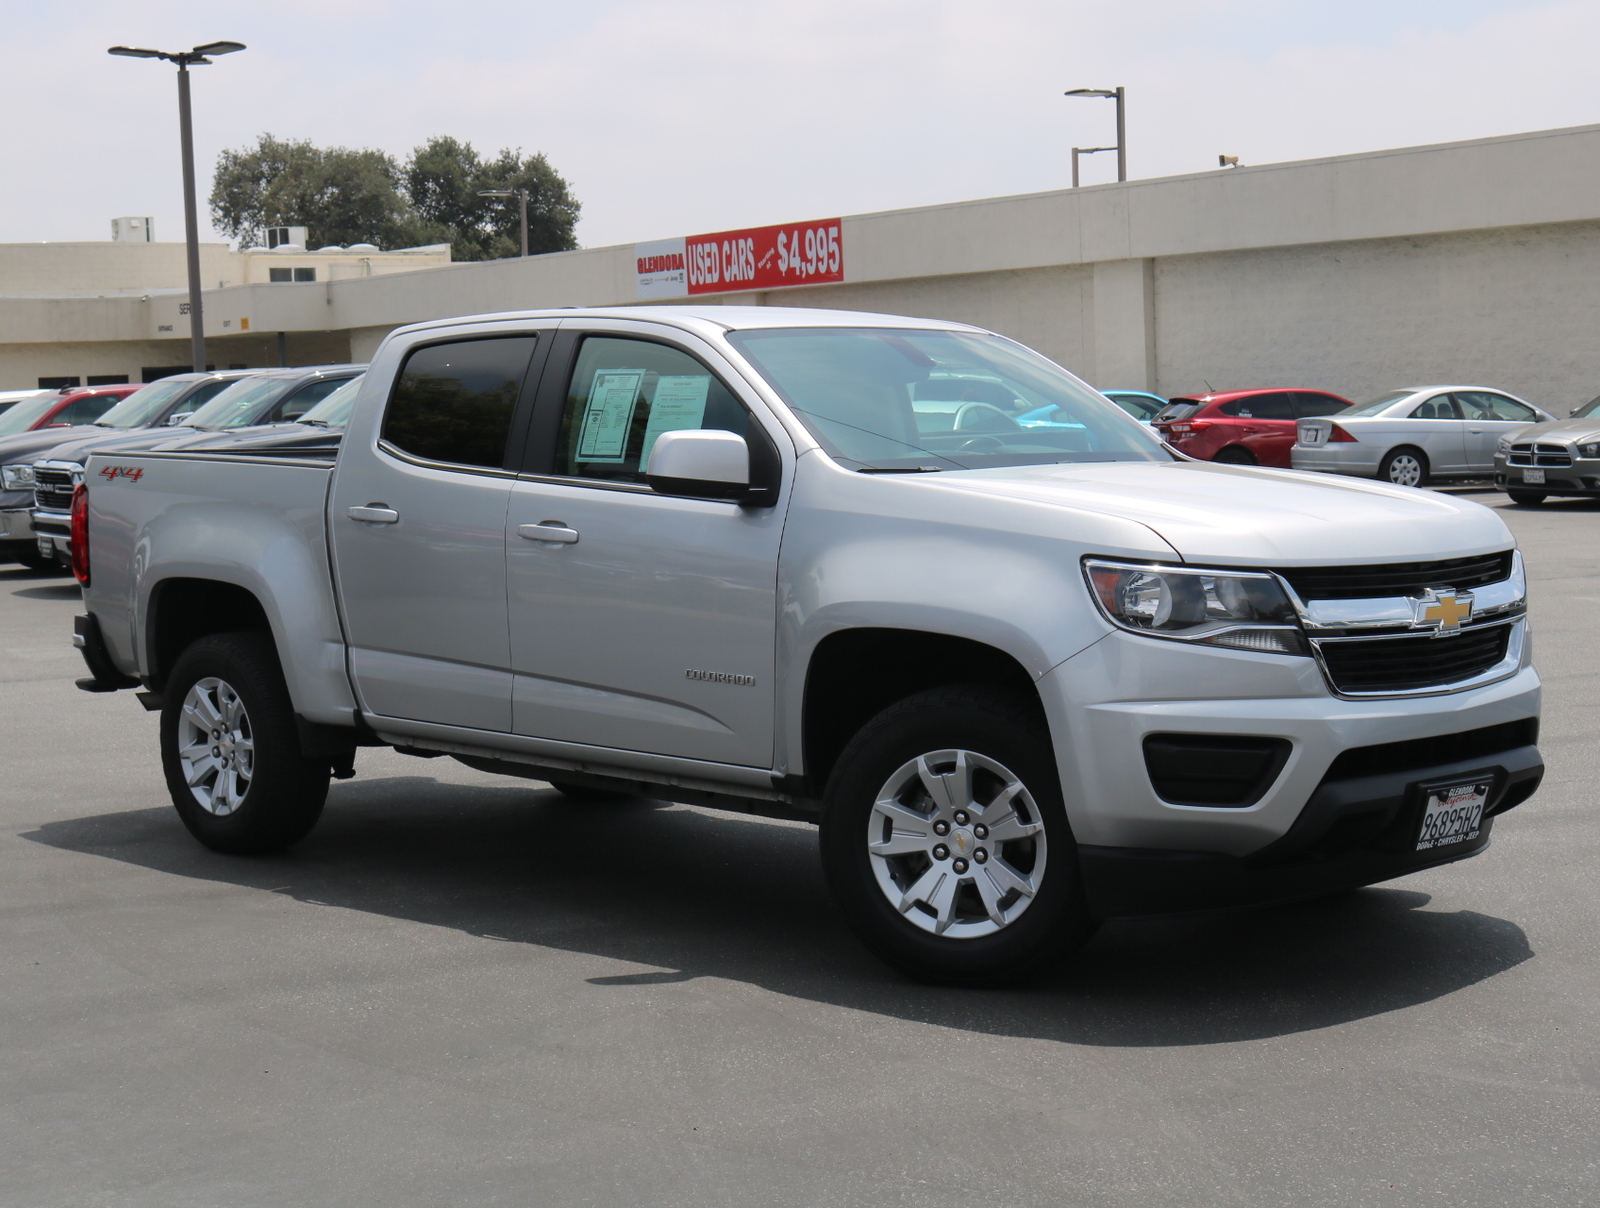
{"left": 38, "top": 377, "right": 80, "bottom": 389}
{"left": 86, "top": 375, "right": 129, "bottom": 386}
{"left": 294, "top": 267, "right": 316, "bottom": 282}
{"left": 269, "top": 267, "right": 292, "bottom": 283}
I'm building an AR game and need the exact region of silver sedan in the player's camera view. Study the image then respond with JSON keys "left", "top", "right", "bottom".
{"left": 1291, "top": 386, "right": 1555, "bottom": 487}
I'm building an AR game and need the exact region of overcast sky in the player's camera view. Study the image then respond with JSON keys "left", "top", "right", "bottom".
{"left": 3, "top": 0, "right": 1595, "bottom": 251}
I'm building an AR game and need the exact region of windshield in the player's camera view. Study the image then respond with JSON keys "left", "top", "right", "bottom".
{"left": 1341, "top": 390, "right": 1418, "bottom": 417}
{"left": 726, "top": 328, "right": 1168, "bottom": 470}
{"left": 93, "top": 379, "right": 192, "bottom": 429}
{"left": 184, "top": 376, "right": 290, "bottom": 429}
{"left": 0, "top": 393, "right": 62, "bottom": 437}
{"left": 298, "top": 374, "right": 363, "bottom": 427}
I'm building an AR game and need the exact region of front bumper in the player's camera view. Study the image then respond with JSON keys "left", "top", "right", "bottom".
{"left": 1039, "top": 628, "right": 1541, "bottom": 858}
{"left": 1291, "top": 443, "right": 1381, "bottom": 476}
{"left": 1079, "top": 717, "right": 1540, "bottom": 917}
{"left": 1494, "top": 455, "right": 1600, "bottom": 496}
{"left": 0, "top": 507, "right": 33, "bottom": 541}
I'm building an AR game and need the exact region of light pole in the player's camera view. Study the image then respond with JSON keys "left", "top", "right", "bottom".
{"left": 1071, "top": 146, "right": 1116, "bottom": 188}
{"left": 1064, "top": 86, "right": 1126, "bottom": 182}
{"left": 109, "top": 40, "right": 246, "bottom": 374}
{"left": 478, "top": 188, "right": 529, "bottom": 257}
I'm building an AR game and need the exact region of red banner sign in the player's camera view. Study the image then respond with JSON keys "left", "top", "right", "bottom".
{"left": 683, "top": 218, "right": 843, "bottom": 294}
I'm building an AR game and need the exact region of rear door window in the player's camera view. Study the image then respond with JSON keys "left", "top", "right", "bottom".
{"left": 550, "top": 336, "right": 749, "bottom": 484}
{"left": 1219, "top": 393, "right": 1296, "bottom": 419}
{"left": 54, "top": 393, "right": 122, "bottom": 425}
{"left": 1408, "top": 395, "right": 1461, "bottom": 420}
{"left": 1294, "top": 393, "right": 1350, "bottom": 418}
{"left": 383, "top": 337, "right": 539, "bottom": 470}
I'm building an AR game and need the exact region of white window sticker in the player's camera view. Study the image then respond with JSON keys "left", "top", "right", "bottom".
{"left": 641, "top": 375, "right": 713, "bottom": 461}
{"left": 576, "top": 370, "right": 644, "bottom": 462}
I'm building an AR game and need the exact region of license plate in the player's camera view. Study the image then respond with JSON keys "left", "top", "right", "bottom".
{"left": 1523, "top": 468, "right": 1546, "bottom": 484}
{"left": 1301, "top": 429, "right": 1324, "bottom": 445}
{"left": 37, "top": 538, "right": 53, "bottom": 558}
{"left": 1415, "top": 781, "right": 1488, "bottom": 850}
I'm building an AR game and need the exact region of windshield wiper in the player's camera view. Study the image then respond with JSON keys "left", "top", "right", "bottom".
{"left": 298, "top": 419, "right": 331, "bottom": 427}
{"left": 856, "top": 465, "right": 943, "bottom": 473}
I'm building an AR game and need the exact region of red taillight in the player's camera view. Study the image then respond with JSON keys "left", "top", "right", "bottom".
{"left": 1167, "top": 421, "right": 1212, "bottom": 435}
{"left": 70, "top": 482, "right": 89, "bottom": 586}
{"left": 1328, "top": 424, "right": 1357, "bottom": 443}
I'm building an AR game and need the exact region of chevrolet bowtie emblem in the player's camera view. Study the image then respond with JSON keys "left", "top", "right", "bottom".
{"left": 1413, "top": 588, "right": 1474, "bottom": 635}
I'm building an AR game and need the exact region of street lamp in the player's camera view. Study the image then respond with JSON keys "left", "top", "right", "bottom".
{"left": 478, "top": 189, "right": 529, "bottom": 258}
{"left": 1071, "top": 146, "right": 1117, "bottom": 189}
{"left": 1064, "top": 86, "right": 1126, "bottom": 183}
{"left": 109, "top": 40, "right": 247, "bottom": 375}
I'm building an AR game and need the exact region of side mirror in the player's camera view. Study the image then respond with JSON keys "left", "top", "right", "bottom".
{"left": 646, "top": 430, "right": 749, "bottom": 500}
{"left": 167, "top": 411, "right": 194, "bottom": 426}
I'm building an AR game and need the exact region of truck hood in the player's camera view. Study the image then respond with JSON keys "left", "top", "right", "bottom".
{"left": 30, "top": 426, "right": 201, "bottom": 465}
{"left": 0, "top": 424, "right": 104, "bottom": 466}
{"left": 926, "top": 460, "right": 1511, "bottom": 564}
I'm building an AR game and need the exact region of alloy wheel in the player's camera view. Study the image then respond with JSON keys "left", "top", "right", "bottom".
{"left": 865, "top": 748, "right": 1047, "bottom": 938}
{"left": 176, "top": 676, "right": 255, "bottom": 815}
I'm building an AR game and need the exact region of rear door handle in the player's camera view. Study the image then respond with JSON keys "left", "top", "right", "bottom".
{"left": 518, "top": 522, "right": 579, "bottom": 544}
{"left": 347, "top": 505, "right": 399, "bottom": 524}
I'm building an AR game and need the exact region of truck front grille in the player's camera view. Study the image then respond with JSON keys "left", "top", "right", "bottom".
{"left": 1276, "top": 551, "right": 1514, "bottom": 601}
{"left": 33, "top": 466, "right": 76, "bottom": 511}
{"left": 1317, "top": 624, "right": 1511, "bottom": 694}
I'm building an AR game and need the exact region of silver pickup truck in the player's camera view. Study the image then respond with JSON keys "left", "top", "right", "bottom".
{"left": 71, "top": 306, "right": 1543, "bottom": 983}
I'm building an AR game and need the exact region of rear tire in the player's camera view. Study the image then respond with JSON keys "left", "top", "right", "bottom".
{"left": 16, "top": 548, "right": 57, "bottom": 572}
{"left": 819, "top": 685, "right": 1097, "bottom": 986}
{"left": 161, "top": 632, "right": 329, "bottom": 854}
{"left": 1379, "top": 447, "right": 1429, "bottom": 487}
{"left": 1213, "top": 445, "right": 1257, "bottom": 465}
{"left": 1506, "top": 489, "right": 1547, "bottom": 505}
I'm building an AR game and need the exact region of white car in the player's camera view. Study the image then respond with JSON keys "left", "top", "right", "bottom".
{"left": 1292, "top": 386, "right": 1555, "bottom": 486}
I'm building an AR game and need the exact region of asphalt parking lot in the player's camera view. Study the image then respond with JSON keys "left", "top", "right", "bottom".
{"left": 2, "top": 491, "right": 1596, "bottom": 1208}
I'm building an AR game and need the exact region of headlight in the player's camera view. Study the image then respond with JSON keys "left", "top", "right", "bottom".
{"left": 0, "top": 464, "right": 35, "bottom": 491}
{"left": 1580, "top": 442, "right": 1600, "bottom": 459}
{"left": 1496, "top": 436, "right": 1513, "bottom": 456}
{"left": 1084, "top": 559, "right": 1308, "bottom": 655}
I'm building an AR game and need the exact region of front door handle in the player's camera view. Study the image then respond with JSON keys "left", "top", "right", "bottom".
{"left": 348, "top": 505, "right": 399, "bottom": 524}
{"left": 518, "top": 522, "right": 579, "bottom": 544}
{"left": 1468, "top": 428, "right": 1484, "bottom": 434}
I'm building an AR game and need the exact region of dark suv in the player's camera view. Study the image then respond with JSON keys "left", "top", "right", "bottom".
{"left": 1154, "top": 389, "right": 1352, "bottom": 467}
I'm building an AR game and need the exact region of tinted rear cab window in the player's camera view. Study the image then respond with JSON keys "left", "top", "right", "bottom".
{"left": 383, "top": 337, "right": 538, "bottom": 469}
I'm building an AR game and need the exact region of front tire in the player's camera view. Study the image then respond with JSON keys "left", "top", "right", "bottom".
{"left": 161, "top": 632, "right": 330, "bottom": 854}
{"left": 820, "top": 686, "right": 1096, "bottom": 985}
{"left": 1379, "top": 447, "right": 1429, "bottom": 487}
{"left": 1506, "top": 489, "right": 1547, "bottom": 505}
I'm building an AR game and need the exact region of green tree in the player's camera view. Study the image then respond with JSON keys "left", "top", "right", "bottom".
{"left": 209, "top": 133, "right": 411, "bottom": 249}
{"left": 402, "top": 136, "right": 581, "bottom": 261}
{"left": 209, "top": 133, "right": 581, "bottom": 257}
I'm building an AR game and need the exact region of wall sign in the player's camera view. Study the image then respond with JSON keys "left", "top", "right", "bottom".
{"left": 634, "top": 218, "right": 843, "bottom": 300}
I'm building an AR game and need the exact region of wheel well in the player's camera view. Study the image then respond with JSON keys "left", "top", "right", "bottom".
{"left": 800, "top": 628, "right": 1041, "bottom": 794}
{"left": 147, "top": 578, "right": 273, "bottom": 691}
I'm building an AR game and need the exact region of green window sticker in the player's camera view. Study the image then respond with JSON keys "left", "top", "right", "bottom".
{"left": 640, "top": 375, "right": 712, "bottom": 461}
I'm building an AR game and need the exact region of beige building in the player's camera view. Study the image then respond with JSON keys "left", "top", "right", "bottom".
{"left": 7, "top": 122, "right": 1600, "bottom": 411}
{"left": 0, "top": 241, "right": 450, "bottom": 387}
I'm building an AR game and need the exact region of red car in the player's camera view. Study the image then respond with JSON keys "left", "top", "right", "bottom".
{"left": 1153, "top": 388, "right": 1352, "bottom": 467}
{"left": 0, "top": 383, "right": 141, "bottom": 440}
